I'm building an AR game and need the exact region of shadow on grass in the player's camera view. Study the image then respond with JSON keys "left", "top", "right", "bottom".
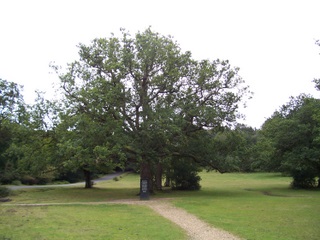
{"left": 17, "top": 186, "right": 249, "bottom": 204}
{"left": 154, "top": 187, "right": 253, "bottom": 200}
{"left": 9, "top": 171, "right": 315, "bottom": 204}
{"left": 155, "top": 184, "right": 314, "bottom": 200}
{"left": 10, "top": 186, "right": 141, "bottom": 204}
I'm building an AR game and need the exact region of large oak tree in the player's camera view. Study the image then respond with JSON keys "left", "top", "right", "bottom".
{"left": 53, "top": 28, "right": 251, "bottom": 190}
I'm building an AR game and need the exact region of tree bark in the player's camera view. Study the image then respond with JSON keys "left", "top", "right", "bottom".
{"left": 164, "top": 175, "right": 170, "bottom": 187}
{"left": 83, "top": 169, "right": 92, "bottom": 188}
{"left": 155, "top": 163, "right": 163, "bottom": 190}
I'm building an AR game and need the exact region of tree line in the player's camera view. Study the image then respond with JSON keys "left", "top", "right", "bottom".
{"left": 0, "top": 29, "right": 319, "bottom": 191}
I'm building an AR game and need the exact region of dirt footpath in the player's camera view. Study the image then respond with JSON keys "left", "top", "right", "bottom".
{"left": 109, "top": 199, "right": 241, "bottom": 240}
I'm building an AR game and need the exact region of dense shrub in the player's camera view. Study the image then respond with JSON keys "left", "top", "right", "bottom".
{"left": 0, "top": 186, "right": 11, "bottom": 198}
{"left": 55, "top": 170, "right": 84, "bottom": 183}
{"left": 11, "top": 180, "right": 22, "bottom": 185}
{"left": 290, "top": 171, "right": 318, "bottom": 189}
{"left": 169, "top": 158, "right": 201, "bottom": 190}
{"left": 21, "top": 175, "right": 37, "bottom": 185}
{"left": 36, "top": 176, "right": 52, "bottom": 185}
{"left": 0, "top": 170, "right": 19, "bottom": 184}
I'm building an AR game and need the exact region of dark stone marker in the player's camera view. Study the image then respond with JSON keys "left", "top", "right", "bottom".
{"left": 140, "top": 179, "right": 149, "bottom": 200}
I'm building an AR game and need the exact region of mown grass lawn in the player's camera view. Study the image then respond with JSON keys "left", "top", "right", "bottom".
{"left": 1, "top": 172, "right": 319, "bottom": 240}
{"left": 170, "top": 172, "right": 320, "bottom": 240}
{"left": 0, "top": 204, "right": 187, "bottom": 240}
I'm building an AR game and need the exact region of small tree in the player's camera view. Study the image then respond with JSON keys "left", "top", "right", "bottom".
{"left": 55, "top": 112, "right": 126, "bottom": 188}
{"left": 169, "top": 157, "right": 201, "bottom": 190}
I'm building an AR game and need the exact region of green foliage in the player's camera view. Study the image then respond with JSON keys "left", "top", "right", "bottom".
{"left": 0, "top": 81, "right": 63, "bottom": 185}
{"left": 0, "top": 79, "right": 27, "bottom": 185}
{"left": 54, "top": 169, "right": 84, "bottom": 183}
{"left": 20, "top": 175, "right": 38, "bottom": 185}
{"left": 113, "top": 176, "right": 120, "bottom": 181}
{"left": 0, "top": 167, "right": 19, "bottom": 184}
{"left": 312, "top": 40, "right": 320, "bottom": 91}
{"left": 0, "top": 186, "right": 10, "bottom": 198}
{"left": 258, "top": 95, "right": 320, "bottom": 188}
{"left": 169, "top": 158, "right": 201, "bottom": 190}
{"left": 54, "top": 112, "right": 124, "bottom": 187}
{"left": 290, "top": 170, "right": 318, "bottom": 188}
{"left": 208, "top": 125, "right": 258, "bottom": 172}
{"left": 11, "top": 180, "right": 22, "bottom": 185}
{"left": 52, "top": 27, "right": 251, "bottom": 190}
{"left": 0, "top": 78, "right": 25, "bottom": 124}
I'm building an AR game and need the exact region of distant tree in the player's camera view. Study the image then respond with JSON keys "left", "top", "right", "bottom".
{"left": 255, "top": 116, "right": 284, "bottom": 172}
{"left": 53, "top": 28, "right": 252, "bottom": 191}
{"left": 231, "top": 124, "right": 258, "bottom": 172}
{"left": 0, "top": 79, "right": 26, "bottom": 183}
{"left": 312, "top": 39, "right": 320, "bottom": 90}
{"left": 0, "top": 84, "right": 62, "bottom": 185}
{"left": 260, "top": 95, "right": 320, "bottom": 188}
{"left": 207, "top": 124, "right": 258, "bottom": 172}
{"left": 0, "top": 78, "right": 25, "bottom": 124}
{"left": 252, "top": 127, "right": 277, "bottom": 172}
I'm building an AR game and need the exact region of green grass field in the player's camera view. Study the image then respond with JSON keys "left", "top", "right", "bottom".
{"left": 1, "top": 172, "right": 319, "bottom": 240}
{"left": 172, "top": 172, "right": 320, "bottom": 240}
{"left": 0, "top": 204, "right": 186, "bottom": 240}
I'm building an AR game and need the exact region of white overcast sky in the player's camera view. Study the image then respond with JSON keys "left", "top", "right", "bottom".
{"left": 1, "top": 0, "right": 320, "bottom": 128}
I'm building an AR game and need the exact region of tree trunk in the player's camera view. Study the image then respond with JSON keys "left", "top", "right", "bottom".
{"left": 83, "top": 169, "right": 92, "bottom": 188}
{"left": 155, "top": 163, "right": 163, "bottom": 190}
{"left": 164, "top": 169, "right": 171, "bottom": 187}
{"left": 164, "top": 175, "right": 170, "bottom": 187}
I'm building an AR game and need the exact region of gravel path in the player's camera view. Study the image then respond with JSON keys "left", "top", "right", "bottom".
{"left": 109, "top": 199, "right": 241, "bottom": 240}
